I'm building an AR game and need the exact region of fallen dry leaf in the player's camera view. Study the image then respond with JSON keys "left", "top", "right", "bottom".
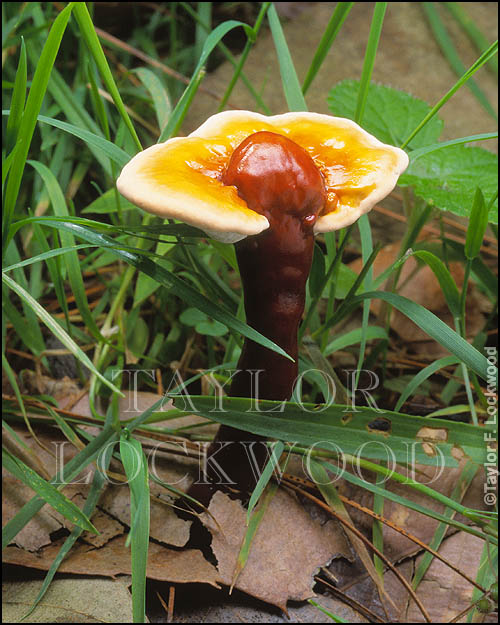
{"left": 70, "top": 493, "right": 125, "bottom": 548}
{"left": 2, "top": 476, "right": 64, "bottom": 552}
{"left": 201, "top": 488, "right": 351, "bottom": 612}
{"left": 407, "top": 532, "right": 493, "bottom": 623}
{"left": 3, "top": 535, "right": 221, "bottom": 587}
{"left": 19, "top": 370, "right": 84, "bottom": 411}
{"left": 99, "top": 483, "right": 191, "bottom": 548}
{"left": 2, "top": 576, "right": 134, "bottom": 623}
{"left": 321, "top": 458, "right": 485, "bottom": 572}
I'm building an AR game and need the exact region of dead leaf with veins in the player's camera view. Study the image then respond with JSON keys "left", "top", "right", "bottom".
{"left": 3, "top": 535, "right": 222, "bottom": 587}
{"left": 201, "top": 488, "right": 352, "bottom": 612}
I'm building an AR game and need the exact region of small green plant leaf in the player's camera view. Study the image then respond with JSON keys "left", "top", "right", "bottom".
{"left": 180, "top": 307, "right": 209, "bottom": 326}
{"left": 399, "top": 145, "right": 498, "bottom": 223}
{"left": 180, "top": 307, "right": 228, "bottom": 337}
{"left": 328, "top": 80, "right": 443, "bottom": 148}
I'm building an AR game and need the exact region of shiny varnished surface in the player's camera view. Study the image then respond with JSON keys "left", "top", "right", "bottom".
{"left": 117, "top": 111, "right": 407, "bottom": 239}
{"left": 201, "top": 133, "right": 326, "bottom": 497}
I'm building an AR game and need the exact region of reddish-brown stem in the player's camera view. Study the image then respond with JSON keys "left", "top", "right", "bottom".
{"left": 189, "top": 131, "right": 326, "bottom": 503}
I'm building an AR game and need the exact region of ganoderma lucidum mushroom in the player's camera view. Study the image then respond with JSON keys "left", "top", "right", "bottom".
{"left": 117, "top": 111, "right": 408, "bottom": 502}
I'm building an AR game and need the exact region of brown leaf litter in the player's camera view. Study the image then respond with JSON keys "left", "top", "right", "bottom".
{"left": 201, "top": 488, "right": 351, "bottom": 612}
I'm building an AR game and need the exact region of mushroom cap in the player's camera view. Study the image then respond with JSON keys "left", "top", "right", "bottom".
{"left": 117, "top": 111, "right": 409, "bottom": 242}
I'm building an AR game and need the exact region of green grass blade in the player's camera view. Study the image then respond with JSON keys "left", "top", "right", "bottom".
{"left": 21, "top": 460, "right": 111, "bottom": 620}
{"left": 309, "top": 459, "right": 389, "bottom": 604}
{"left": 355, "top": 2, "right": 387, "bottom": 124}
{"left": 465, "top": 188, "right": 489, "bottom": 260}
{"left": 217, "top": 2, "right": 271, "bottom": 113}
{"left": 324, "top": 326, "right": 388, "bottom": 356}
{"left": 34, "top": 219, "right": 293, "bottom": 361}
{"left": 394, "top": 355, "right": 459, "bottom": 412}
{"left": 355, "top": 214, "right": 375, "bottom": 385}
{"left": 267, "top": 3, "right": 307, "bottom": 112}
{"left": 319, "top": 459, "right": 492, "bottom": 543}
{"left": 2, "top": 426, "right": 118, "bottom": 550}
{"left": 36, "top": 114, "right": 131, "bottom": 165}
{"left": 72, "top": 2, "right": 142, "bottom": 151}
{"left": 1, "top": 109, "right": 130, "bottom": 186}
{"left": 159, "top": 19, "right": 254, "bottom": 142}
{"left": 2, "top": 447, "right": 97, "bottom": 533}
{"left": 133, "top": 67, "right": 172, "bottom": 131}
{"left": 468, "top": 542, "right": 498, "bottom": 622}
{"left": 233, "top": 474, "right": 281, "bottom": 590}
{"left": 2, "top": 2, "right": 74, "bottom": 256}
{"left": 183, "top": 396, "right": 492, "bottom": 468}
{"left": 194, "top": 1, "right": 212, "bottom": 62}
{"left": 401, "top": 40, "right": 498, "bottom": 148}
{"left": 246, "top": 441, "right": 285, "bottom": 522}
{"left": 2, "top": 272, "right": 122, "bottom": 395}
{"left": 308, "top": 599, "right": 347, "bottom": 623}
{"left": 86, "top": 58, "right": 111, "bottom": 140}
{"left": 28, "top": 159, "right": 107, "bottom": 342}
{"left": 2, "top": 354, "right": 28, "bottom": 423}
{"left": 2, "top": 244, "right": 96, "bottom": 272}
{"left": 409, "top": 132, "right": 498, "bottom": 161}
{"left": 443, "top": 2, "right": 498, "bottom": 76}
{"left": 412, "top": 250, "right": 461, "bottom": 317}
{"left": 422, "top": 2, "right": 497, "bottom": 120}
{"left": 411, "top": 459, "right": 479, "bottom": 590}
{"left": 5, "top": 36, "right": 26, "bottom": 152}
{"left": 319, "top": 290, "right": 492, "bottom": 382}
{"left": 120, "top": 434, "right": 150, "bottom": 623}
{"left": 302, "top": 2, "right": 354, "bottom": 95}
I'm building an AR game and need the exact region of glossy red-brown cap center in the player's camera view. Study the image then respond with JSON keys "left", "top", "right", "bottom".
{"left": 222, "top": 131, "right": 326, "bottom": 228}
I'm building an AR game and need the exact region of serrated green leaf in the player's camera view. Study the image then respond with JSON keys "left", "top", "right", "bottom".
{"left": 399, "top": 145, "right": 498, "bottom": 223}
{"left": 327, "top": 80, "right": 443, "bottom": 148}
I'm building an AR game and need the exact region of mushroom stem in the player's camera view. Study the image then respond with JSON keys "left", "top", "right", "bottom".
{"left": 211, "top": 218, "right": 315, "bottom": 490}
{"left": 190, "top": 131, "right": 326, "bottom": 502}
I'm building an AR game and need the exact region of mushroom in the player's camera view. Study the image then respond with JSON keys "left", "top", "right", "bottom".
{"left": 117, "top": 111, "right": 408, "bottom": 502}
